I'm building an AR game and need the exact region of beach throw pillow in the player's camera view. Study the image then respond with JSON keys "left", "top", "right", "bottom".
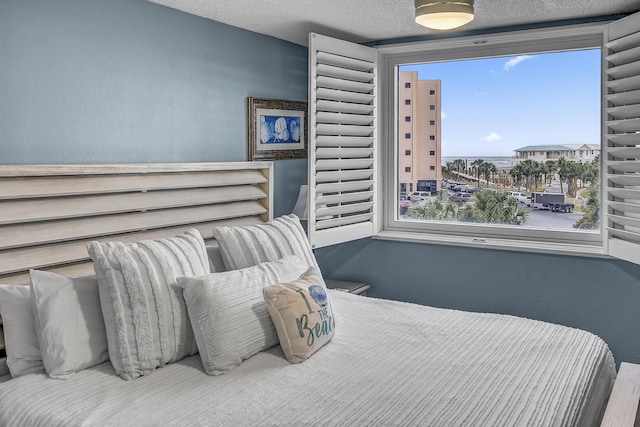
{"left": 88, "top": 228, "right": 209, "bottom": 380}
{"left": 213, "top": 214, "right": 318, "bottom": 271}
{"left": 0, "top": 285, "right": 44, "bottom": 378}
{"left": 264, "top": 267, "right": 335, "bottom": 363}
{"left": 30, "top": 270, "right": 109, "bottom": 379}
{"left": 177, "top": 255, "right": 307, "bottom": 375}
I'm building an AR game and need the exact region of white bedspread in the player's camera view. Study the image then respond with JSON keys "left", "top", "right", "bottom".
{"left": 0, "top": 291, "right": 615, "bottom": 427}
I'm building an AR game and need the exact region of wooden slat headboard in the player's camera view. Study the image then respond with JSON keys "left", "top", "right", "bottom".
{"left": 0, "top": 162, "right": 273, "bottom": 285}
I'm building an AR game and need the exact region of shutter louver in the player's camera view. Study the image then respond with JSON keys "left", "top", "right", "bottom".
{"left": 604, "top": 11, "right": 640, "bottom": 265}
{"left": 308, "top": 33, "right": 378, "bottom": 249}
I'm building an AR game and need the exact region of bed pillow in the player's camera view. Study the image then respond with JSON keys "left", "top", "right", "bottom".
{"left": 177, "top": 255, "right": 307, "bottom": 376}
{"left": 0, "top": 285, "right": 44, "bottom": 378}
{"left": 206, "top": 244, "right": 227, "bottom": 272}
{"left": 213, "top": 214, "right": 318, "bottom": 271}
{"left": 87, "top": 228, "right": 210, "bottom": 381}
{"left": 29, "top": 270, "right": 109, "bottom": 379}
{"left": 264, "top": 267, "right": 335, "bottom": 363}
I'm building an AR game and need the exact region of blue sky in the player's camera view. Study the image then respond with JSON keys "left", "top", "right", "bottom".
{"left": 400, "top": 49, "right": 601, "bottom": 157}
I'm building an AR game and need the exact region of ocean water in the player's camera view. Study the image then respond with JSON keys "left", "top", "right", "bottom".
{"left": 441, "top": 156, "right": 516, "bottom": 169}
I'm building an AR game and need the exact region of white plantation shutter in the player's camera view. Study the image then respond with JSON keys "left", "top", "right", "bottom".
{"left": 604, "top": 11, "right": 640, "bottom": 265}
{"left": 308, "top": 33, "right": 377, "bottom": 249}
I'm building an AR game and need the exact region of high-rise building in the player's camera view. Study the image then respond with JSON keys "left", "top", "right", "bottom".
{"left": 398, "top": 71, "right": 442, "bottom": 196}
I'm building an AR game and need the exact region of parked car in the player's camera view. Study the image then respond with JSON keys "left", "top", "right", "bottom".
{"left": 507, "top": 191, "right": 528, "bottom": 204}
{"left": 450, "top": 192, "right": 473, "bottom": 203}
{"left": 409, "top": 191, "right": 430, "bottom": 201}
{"left": 399, "top": 199, "right": 412, "bottom": 215}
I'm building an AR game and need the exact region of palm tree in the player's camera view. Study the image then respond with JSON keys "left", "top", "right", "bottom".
{"left": 406, "top": 198, "right": 457, "bottom": 221}
{"left": 542, "top": 160, "right": 557, "bottom": 186}
{"left": 510, "top": 164, "right": 525, "bottom": 189}
{"left": 471, "top": 159, "right": 485, "bottom": 187}
{"left": 561, "top": 161, "right": 581, "bottom": 196}
{"left": 483, "top": 163, "right": 497, "bottom": 186}
{"left": 459, "top": 190, "right": 529, "bottom": 225}
{"left": 519, "top": 160, "right": 542, "bottom": 191}
{"left": 574, "top": 183, "right": 599, "bottom": 229}
{"left": 452, "top": 158, "right": 466, "bottom": 176}
{"left": 557, "top": 157, "right": 570, "bottom": 193}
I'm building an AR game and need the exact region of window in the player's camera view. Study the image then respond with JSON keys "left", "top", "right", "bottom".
{"left": 405, "top": 82, "right": 411, "bottom": 88}
{"left": 384, "top": 32, "right": 606, "bottom": 252}
{"left": 405, "top": 116, "right": 411, "bottom": 122}
{"left": 417, "top": 180, "right": 437, "bottom": 192}
{"left": 430, "top": 89, "right": 436, "bottom": 95}
{"left": 430, "top": 120, "right": 435, "bottom": 126}
{"left": 405, "top": 133, "right": 411, "bottom": 139}
{"left": 405, "top": 150, "right": 411, "bottom": 155}
{"left": 378, "top": 24, "right": 612, "bottom": 256}
{"left": 405, "top": 167, "right": 411, "bottom": 172}
{"left": 405, "top": 99, "right": 411, "bottom": 105}
{"left": 308, "top": 17, "right": 640, "bottom": 265}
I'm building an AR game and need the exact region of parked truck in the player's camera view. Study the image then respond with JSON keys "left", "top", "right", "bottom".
{"left": 529, "top": 192, "right": 575, "bottom": 212}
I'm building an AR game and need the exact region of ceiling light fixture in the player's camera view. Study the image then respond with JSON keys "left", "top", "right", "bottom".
{"left": 415, "top": 0, "right": 475, "bottom": 31}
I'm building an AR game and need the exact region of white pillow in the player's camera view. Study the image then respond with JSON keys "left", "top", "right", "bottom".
{"left": 206, "top": 244, "right": 227, "bottom": 272}
{"left": 0, "top": 285, "right": 44, "bottom": 378}
{"left": 213, "top": 214, "right": 318, "bottom": 271}
{"left": 88, "top": 228, "right": 210, "bottom": 381}
{"left": 177, "top": 255, "right": 307, "bottom": 375}
{"left": 30, "top": 270, "right": 109, "bottom": 379}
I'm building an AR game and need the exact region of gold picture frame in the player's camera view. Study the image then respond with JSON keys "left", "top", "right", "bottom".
{"left": 248, "top": 97, "right": 308, "bottom": 161}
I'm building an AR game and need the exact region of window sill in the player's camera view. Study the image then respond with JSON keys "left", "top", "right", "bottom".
{"left": 374, "top": 230, "right": 610, "bottom": 259}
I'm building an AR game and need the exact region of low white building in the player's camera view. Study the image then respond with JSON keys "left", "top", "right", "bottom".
{"left": 514, "top": 144, "right": 599, "bottom": 163}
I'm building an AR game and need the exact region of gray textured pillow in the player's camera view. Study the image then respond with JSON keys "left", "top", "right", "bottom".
{"left": 30, "top": 270, "right": 108, "bottom": 379}
{"left": 177, "top": 255, "right": 307, "bottom": 375}
{"left": 0, "top": 285, "right": 44, "bottom": 378}
{"left": 213, "top": 214, "right": 318, "bottom": 271}
{"left": 87, "top": 228, "right": 210, "bottom": 381}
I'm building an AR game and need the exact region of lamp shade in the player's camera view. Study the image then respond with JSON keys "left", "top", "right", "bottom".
{"left": 291, "top": 185, "right": 309, "bottom": 220}
{"left": 415, "top": 0, "right": 474, "bottom": 31}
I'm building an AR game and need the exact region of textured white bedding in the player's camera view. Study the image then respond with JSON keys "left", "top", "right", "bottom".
{"left": 0, "top": 291, "right": 615, "bottom": 427}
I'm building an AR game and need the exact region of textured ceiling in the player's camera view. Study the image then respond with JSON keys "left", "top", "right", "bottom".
{"left": 149, "top": 0, "right": 640, "bottom": 46}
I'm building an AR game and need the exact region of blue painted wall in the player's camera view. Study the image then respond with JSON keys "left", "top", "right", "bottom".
{"left": 0, "top": 0, "right": 308, "bottom": 216}
{"left": 315, "top": 239, "right": 640, "bottom": 366}
{"left": 2, "top": 0, "right": 639, "bottom": 367}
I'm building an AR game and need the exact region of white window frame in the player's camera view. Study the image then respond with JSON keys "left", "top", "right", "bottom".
{"left": 376, "top": 23, "right": 608, "bottom": 257}
{"left": 307, "top": 12, "right": 640, "bottom": 265}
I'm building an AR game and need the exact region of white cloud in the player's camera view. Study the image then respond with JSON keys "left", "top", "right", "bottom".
{"left": 504, "top": 55, "right": 534, "bottom": 70}
{"left": 441, "top": 111, "right": 447, "bottom": 119}
{"left": 482, "top": 132, "right": 503, "bottom": 142}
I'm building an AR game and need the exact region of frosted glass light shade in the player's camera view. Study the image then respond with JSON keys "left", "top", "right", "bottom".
{"left": 415, "top": 0, "right": 474, "bottom": 30}
{"left": 291, "top": 185, "right": 309, "bottom": 220}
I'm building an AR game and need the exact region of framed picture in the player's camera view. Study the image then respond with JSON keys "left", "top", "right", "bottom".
{"left": 248, "top": 97, "right": 308, "bottom": 161}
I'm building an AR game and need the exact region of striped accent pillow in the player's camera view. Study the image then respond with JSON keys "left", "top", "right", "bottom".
{"left": 177, "top": 255, "right": 307, "bottom": 375}
{"left": 213, "top": 214, "right": 317, "bottom": 271}
{"left": 88, "top": 229, "right": 210, "bottom": 381}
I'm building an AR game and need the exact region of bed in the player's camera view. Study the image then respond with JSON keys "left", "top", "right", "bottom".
{"left": 0, "top": 162, "right": 631, "bottom": 426}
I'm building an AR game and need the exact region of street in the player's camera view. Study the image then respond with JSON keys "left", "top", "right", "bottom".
{"left": 524, "top": 208, "right": 582, "bottom": 229}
